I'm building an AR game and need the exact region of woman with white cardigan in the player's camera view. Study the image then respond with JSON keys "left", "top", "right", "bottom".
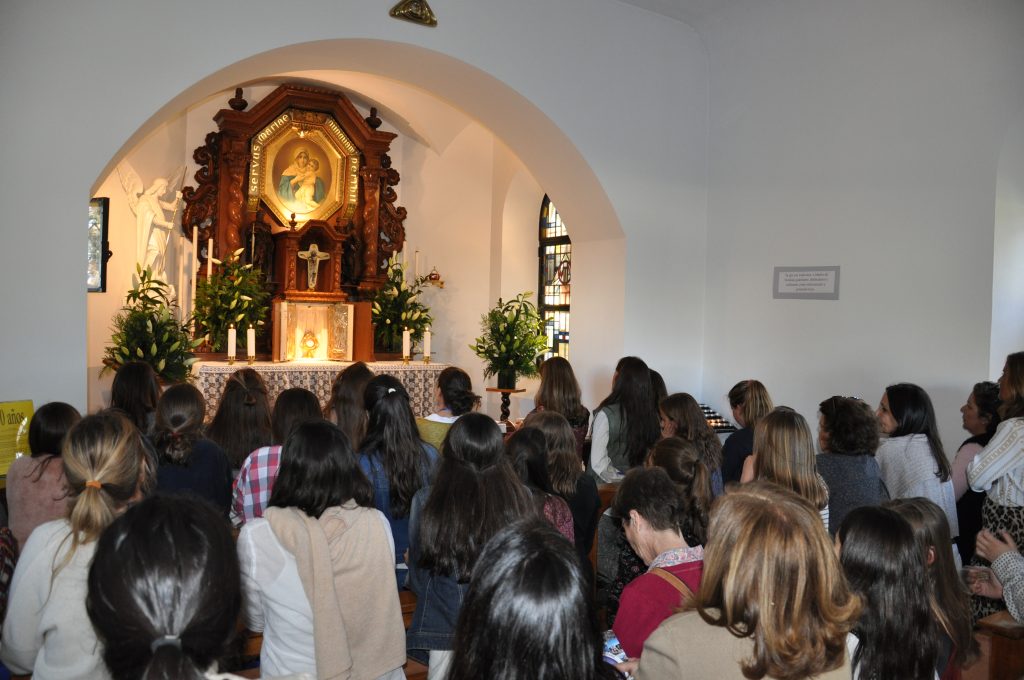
{"left": 238, "top": 419, "right": 405, "bottom": 680}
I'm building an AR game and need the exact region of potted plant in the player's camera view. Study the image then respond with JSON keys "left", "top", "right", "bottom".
{"left": 370, "top": 258, "right": 433, "bottom": 356}
{"left": 102, "top": 265, "right": 199, "bottom": 383}
{"left": 470, "top": 292, "right": 549, "bottom": 389}
{"left": 193, "top": 248, "right": 270, "bottom": 353}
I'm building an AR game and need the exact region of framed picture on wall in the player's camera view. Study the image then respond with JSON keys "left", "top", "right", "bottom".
{"left": 88, "top": 197, "right": 110, "bottom": 292}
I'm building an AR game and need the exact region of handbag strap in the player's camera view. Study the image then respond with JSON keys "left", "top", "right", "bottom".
{"left": 650, "top": 567, "right": 694, "bottom": 601}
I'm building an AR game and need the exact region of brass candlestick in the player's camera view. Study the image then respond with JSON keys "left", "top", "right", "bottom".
{"left": 422, "top": 354, "right": 431, "bottom": 364}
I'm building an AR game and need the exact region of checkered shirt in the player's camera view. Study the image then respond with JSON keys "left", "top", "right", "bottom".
{"left": 231, "top": 445, "right": 282, "bottom": 526}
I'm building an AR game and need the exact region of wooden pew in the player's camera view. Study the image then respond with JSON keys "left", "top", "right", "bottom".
{"left": 976, "top": 610, "right": 1024, "bottom": 680}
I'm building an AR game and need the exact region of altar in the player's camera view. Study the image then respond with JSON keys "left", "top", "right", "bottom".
{"left": 192, "top": 360, "right": 447, "bottom": 418}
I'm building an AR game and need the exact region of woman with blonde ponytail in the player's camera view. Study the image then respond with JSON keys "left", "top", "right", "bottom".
{"left": 721, "top": 379, "right": 773, "bottom": 483}
{"left": 1, "top": 410, "right": 152, "bottom": 680}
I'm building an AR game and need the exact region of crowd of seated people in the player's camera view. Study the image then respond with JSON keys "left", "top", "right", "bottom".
{"left": 1, "top": 350, "right": 1023, "bottom": 680}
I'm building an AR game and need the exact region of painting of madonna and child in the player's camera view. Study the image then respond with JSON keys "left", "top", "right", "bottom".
{"left": 273, "top": 141, "right": 334, "bottom": 217}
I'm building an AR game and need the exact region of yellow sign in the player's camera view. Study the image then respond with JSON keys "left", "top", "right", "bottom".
{"left": 0, "top": 400, "right": 34, "bottom": 476}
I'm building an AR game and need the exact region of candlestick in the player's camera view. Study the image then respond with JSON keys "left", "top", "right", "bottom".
{"left": 423, "top": 328, "right": 431, "bottom": 364}
{"left": 175, "top": 232, "right": 185, "bottom": 319}
{"left": 414, "top": 250, "right": 420, "bottom": 279}
{"left": 206, "top": 238, "right": 213, "bottom": 281}
{"left": 402, "top": 328, "right": 411, "bottom": 363}
{"left": 227, "top": 324, "right": 236, "bottom": 364}
{"left": 247, "top": 324, "right": 256, "bottom": 365}
{"left": 190, "top": 226, "right": 198, "bottom": 319}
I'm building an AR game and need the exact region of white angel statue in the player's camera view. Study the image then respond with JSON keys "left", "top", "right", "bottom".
{"left": 117, "top": 162, "right": 185, "bottom": 290}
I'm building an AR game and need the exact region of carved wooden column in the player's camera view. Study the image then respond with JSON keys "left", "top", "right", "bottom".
{"left": 358, "top": 165, "right": 383, "bottom": 292}
{"left": 217, "top": 135, "right": 251, "bottom": 256}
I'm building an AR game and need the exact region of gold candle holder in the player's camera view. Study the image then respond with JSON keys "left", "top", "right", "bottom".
{"left": 422, "top": 354, "right": 431, "bottom": 364}
{"left": 247, "top": 356, "right": 255, "bottom": 366}
{"left": 402, "top": 355, "right": 411, "bottom": 365}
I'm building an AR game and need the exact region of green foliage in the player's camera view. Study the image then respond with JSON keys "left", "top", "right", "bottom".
{"left": 371, "top": 259, "right": 433, "bottom": 352}
{"left": 103, "top": 265, "right": 199, "bottom": 382}
{"left": 193, "top": 248, "right": 270, "bottom": 351}
{"left": 470, "top": 292, "right": 549, "bottom": 380}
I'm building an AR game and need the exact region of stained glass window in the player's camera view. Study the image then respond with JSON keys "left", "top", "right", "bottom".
{"left": 539, "top": 196, "right": 571, "bottom": 360}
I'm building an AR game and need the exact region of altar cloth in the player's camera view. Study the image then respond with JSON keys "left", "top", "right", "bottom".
{"left": 192, "top": 360, "right": 447, "bottom": 418}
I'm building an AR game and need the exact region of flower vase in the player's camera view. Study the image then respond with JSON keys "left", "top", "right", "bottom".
{"left": 497, "top": 370, "right": 517, "bottom": 390}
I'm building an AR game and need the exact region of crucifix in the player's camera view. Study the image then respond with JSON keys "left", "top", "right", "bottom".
{"left": 297, "top": 243, "right": 331, "bottom": 289}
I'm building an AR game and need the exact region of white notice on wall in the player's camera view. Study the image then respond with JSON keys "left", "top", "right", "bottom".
{"left": 773, "top": 266, "right": 840, "bottom": 300}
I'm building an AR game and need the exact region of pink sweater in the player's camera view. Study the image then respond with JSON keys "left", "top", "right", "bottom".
{"left": 6, "top": 455, "right": 68, "bottom": 551}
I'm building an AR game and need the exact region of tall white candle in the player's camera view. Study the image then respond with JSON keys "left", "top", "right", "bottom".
{"left": 206, "top": 238, "right": 214, "bottom": 281}
{"left": 190, "top": 227, "right": 198, "bottom": 318}
{"left": 247, "top": 325, "right": 256, "bottom": 359}
{"left": 423, "top": 327, "right": 431, "bottom": 357}
{"left": 175, "top": 233, "right": 185, "bottom": 319}
{"left": 402, "top": 328, "right": 411, "bottom": 358}
{"left": 227, "top": 325, "right": 237, "bottom": 358}
{"left": 414, "top": 250, "right": 420, "bottom": 279}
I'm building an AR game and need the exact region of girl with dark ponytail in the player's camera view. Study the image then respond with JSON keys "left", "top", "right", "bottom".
{"left": 359, "top": 374, "right": 439, "bottom": 581}
{"left": 152, "top": 384, "right": 232, "bottom": 516}
{"left": 86, "top": 495, "right": 247, "bottom": 680}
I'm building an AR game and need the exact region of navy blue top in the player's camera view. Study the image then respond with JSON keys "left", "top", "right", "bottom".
{"left": 155, "top": 438, "right": 233, "bottom": 516}
{"left": 358, "top": 442, "right": 438, "bottom": 570}
{"left": 721, "top": 427, "right": 754, "bottom": 484}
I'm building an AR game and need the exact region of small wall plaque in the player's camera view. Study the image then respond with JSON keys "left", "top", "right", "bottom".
{"left": 773, "top": 266, "right": 840, "bottom": 300}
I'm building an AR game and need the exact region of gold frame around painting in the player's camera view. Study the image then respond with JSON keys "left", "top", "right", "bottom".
{"left": 248, "top": 109, "right": 361, "bottom": 230}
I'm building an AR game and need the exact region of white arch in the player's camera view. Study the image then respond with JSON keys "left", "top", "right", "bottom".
{"left": 97, "top": 40, "right": 623, "bottom": 245}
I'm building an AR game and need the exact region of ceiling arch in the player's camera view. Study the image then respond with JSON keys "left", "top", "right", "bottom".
{"left": 96, "top": 39, "right": 623, "bottom": 244}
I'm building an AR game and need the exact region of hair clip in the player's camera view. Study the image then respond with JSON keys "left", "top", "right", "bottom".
{"left": 387, "top": 387, "right": 397, "bottom": 394}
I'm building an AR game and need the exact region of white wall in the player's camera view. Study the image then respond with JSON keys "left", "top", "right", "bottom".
{"left": 86, "top": 116, "right": 188, "bottom": 409}
{"left": 0, "top": 0, "right": 706, "bottom": 415}
{"left": 700, "top": 0, "right": 1024, "bottom": 451}
{"left": 992, "top": 111, "right": 1024, "bottom": 376}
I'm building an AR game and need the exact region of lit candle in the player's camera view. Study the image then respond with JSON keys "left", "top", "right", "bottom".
{"left": 423, "top": 327, "right": 431, "bottom": 357}
{"left": 247, "top": 324, "right": 256, "bottom": 359}
{"left": 402, "top": 328, "right": 411, "bottom": 358}
{"left": 206, "top": 238, "right": 214, "bottom": 281}
{"left": 190, "top": 226, "right": 198, "bottom": 317}
{"left": 227, "top": 324, "right": 236, "bottom": 359}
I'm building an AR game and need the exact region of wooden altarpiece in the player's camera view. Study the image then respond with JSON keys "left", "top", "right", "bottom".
{"left": 180, "top": 84, "right": 408, "bottom": 361}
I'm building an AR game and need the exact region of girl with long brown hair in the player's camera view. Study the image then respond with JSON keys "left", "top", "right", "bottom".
{"left": 742, "top": 407, "right": 830, "bottom": 529}
{"left": 534, "top": 356, "right": 590, "bottom": 457}
{"left": 659, "top": 392, "right": 723, "bottom": 495}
